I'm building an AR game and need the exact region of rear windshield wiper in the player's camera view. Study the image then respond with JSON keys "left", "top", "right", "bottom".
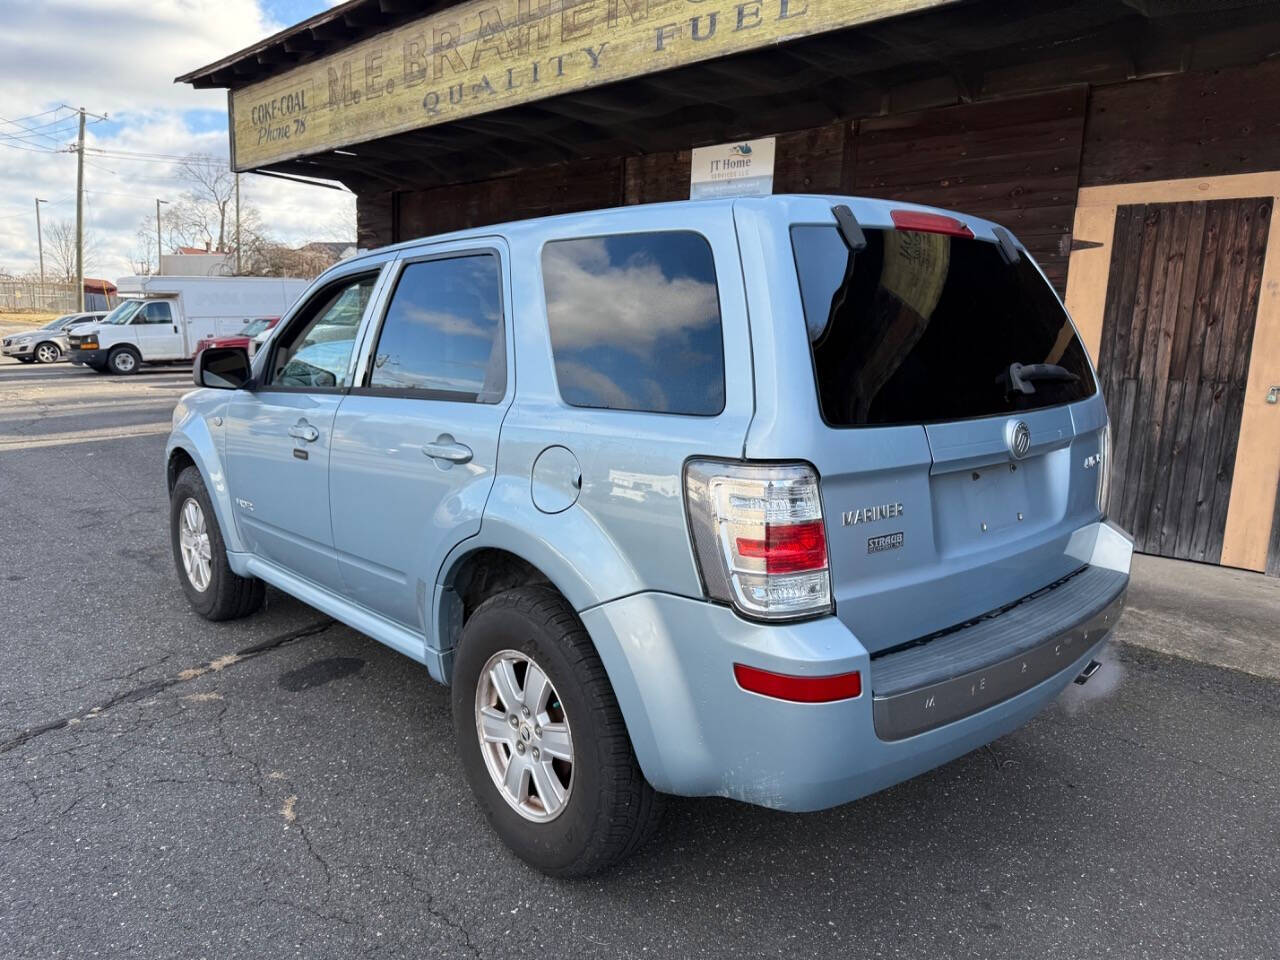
{"left": 996, "top": 361, "right": 1080, "bottom": 395}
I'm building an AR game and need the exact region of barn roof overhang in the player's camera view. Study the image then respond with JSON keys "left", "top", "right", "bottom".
{"left": 179, "top": 0, "right": 1280, "bottom": 193}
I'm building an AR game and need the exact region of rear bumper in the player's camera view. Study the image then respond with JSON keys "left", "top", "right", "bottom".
{"left": 583, "top": 520, "right": 1131, "bottom": 812}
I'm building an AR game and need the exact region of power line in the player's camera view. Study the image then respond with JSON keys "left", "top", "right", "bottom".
{"left": 0, "top": 140, "right": 62, "bottom": 155}
{"left": 0, "top": 106, "right": 69, "bottom": 127}
{"left": 0, "top": 111, "right": 77, "bottom": 148}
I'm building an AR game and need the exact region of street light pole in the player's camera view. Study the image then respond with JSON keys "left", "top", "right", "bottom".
{"left": 34, "top": 198, "right": 47, "bottom": 285}
{"left": 155, "top": 198, "right": 168, "bottom": 276}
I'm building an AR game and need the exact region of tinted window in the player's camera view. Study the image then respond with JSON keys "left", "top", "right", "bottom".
{"left": 792, "top": 225, "right": 1096, "bottom": 426}
{"left": 368, "top": 255, "right": 505, "bottom": 401}
{"left": 542, "top": 232, "right": 725, "bottom": 415}
{"left": 271, "top": 274, "right": 377, "bottom": 389}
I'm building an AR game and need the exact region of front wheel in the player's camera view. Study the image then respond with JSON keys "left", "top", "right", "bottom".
{"left": 169, "top": 466, "right": 264, "bottom": 621}
{"left": 33, "top": 342, "right": 61, "bottom": 364}
{"left": 452, "top": 586, "right": 663, "bottom": 877}
{"left": 107, "top": 347, "right": 139, "bottom": 375}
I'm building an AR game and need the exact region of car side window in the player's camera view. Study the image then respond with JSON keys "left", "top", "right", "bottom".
{"left": 269, "top": 273, "right": 378, "bottom": 390}
{"left": 365, "top": 254, "right": 505, "bottom": 402}
{"left": 136, "top": 302, "right": 173, "bottom": 324}
{"left": 542, "top": 231, "right": 725, "bottom": 415}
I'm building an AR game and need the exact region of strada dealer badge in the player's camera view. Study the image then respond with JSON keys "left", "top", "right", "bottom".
{"left": 867, "top": 531, "right": 905, "bottom": 554}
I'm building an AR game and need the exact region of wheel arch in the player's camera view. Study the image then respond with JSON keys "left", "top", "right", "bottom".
{"left": 166, "top": 426, "right": 244, "bottom": 555}
{"left": 430, "top": 506, "right": 648, "bottom": 683}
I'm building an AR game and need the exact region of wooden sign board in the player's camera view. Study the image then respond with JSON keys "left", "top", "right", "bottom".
{"left": 229, "top": 0, "right": 952, "bottom": 171}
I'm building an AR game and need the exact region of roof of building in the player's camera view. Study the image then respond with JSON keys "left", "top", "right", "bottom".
{"left": 175, "top": 0, "right": 1279, "bottom": 194}
{"left": 178, "top": 0, "right": 448, "bottom": 90}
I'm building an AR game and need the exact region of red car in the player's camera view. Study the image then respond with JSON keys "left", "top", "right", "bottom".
{"left": 193, "top": 317, "right": 279, "bottom": 360}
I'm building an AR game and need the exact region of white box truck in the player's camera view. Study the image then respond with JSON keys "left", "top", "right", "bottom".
{"left": 67, "top": 275, "right": 308, "bottom": 375}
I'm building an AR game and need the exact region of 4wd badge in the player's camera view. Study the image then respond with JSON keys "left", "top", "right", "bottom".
{"left": 867, "top": 531, "right": 905, "bottom": 554}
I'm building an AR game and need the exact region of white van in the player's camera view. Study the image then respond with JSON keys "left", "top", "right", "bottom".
{"left": 67, "top": 276, "right": 308, "bottom": 374}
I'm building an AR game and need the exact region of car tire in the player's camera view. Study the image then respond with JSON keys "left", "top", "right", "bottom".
{"left": 452, "top": 585, "right": 663, "bottom": 877}
{"left": 107, "top": 346, "right": 140, "bottom": 375}
{"left": 170, "top": 465, "right": 265, "bottom": 621}
{"left": 33, "top": 342, "right": 61, "bottom": 364}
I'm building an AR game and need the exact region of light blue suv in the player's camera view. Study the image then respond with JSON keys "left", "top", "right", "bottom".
{"left": 167, "top": 195, "right": 1131, "bottom": 876}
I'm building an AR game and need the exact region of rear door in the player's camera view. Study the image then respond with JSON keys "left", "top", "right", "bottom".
{"left": 739, "top": 198, "right": 1109, "bottom": 653}
{"left": 328, "top": 242, "right": 511, "bottom": 636}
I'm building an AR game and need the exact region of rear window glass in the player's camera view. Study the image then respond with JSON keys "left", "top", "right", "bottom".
{"left": 792, "top": 225, "right": 1096, "bottom": 426}
{"left": 542, "top": 232, "right": 725, "bottom": 416}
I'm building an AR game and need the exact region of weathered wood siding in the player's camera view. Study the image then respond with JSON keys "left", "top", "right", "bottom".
{"left": 1082, "top": 60, "right": 1280, "bottom": 187}
{"left": 396, "top": 157, "right": 624, "bottom": 239}
{"left": 1097, "top": 197, "right": 1271, "bottom": 563}
{"left": 851, "top": 87, "right": 1088, "bottom": 292}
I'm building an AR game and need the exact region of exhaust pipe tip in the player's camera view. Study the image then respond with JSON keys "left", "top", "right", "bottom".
{"left": 1074, "top": 659, "right": 1102, "bottom": 685}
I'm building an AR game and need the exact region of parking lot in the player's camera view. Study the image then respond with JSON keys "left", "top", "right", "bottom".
{"left": 2, "top": 357, "right": 1278, "bottom": 959}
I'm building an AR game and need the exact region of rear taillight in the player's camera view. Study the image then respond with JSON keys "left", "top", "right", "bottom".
{"left": 890, "top": 209, "right": 975, "bottom": 238}
{"left": 684, "top": 460, "right": 833, "bottom": 621}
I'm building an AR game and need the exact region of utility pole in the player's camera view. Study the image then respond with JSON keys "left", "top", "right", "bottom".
{"left": 34, "top": 198, "right": 47, "bottom": 285}
{"left": 234, "top": 173, "right": 242, "bottom": 274}
{"left": 74, "top": 107, "right": 85, "bottom": 311}
{"left": 155, "top": 198, "right": 168, "bottom": 276}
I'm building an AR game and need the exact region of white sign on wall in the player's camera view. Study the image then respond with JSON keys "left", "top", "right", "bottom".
{"left": 689, "top": 137, "right": 776, "bottom": 200}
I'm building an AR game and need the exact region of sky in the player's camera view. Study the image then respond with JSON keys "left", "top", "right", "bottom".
{"left": 0, "top": 0, "right": 353, "bottom": 281}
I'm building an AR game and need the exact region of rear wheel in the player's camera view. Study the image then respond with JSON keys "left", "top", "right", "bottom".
{"left": 33, "top": 342, "right": 61, "bottom": 364}
{"left": 169, "top": 465, "right": 264, "bottom": 621}
{"left": 107, "top": 346, "right": 139, "bottom": 375}
{"left": 452, "top": 586, "right": 662, "bottom": 877}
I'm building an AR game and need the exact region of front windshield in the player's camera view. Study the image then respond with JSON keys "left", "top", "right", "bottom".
{"left": 240, "top": 318, "right": 271, "bottom": 337}
{"left": 101, "top": 300, "right": 144, "bottom": 325}
{"left": 43, "top": 315, "right": 71, "bottom": 330}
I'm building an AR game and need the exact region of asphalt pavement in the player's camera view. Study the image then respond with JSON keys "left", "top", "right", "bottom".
{"left": 1, "top": 359, "right": 1278, "bottom": 959}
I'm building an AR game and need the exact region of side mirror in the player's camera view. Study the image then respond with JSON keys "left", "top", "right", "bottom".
{"left": 196, "top": 346, "right": 253, "bottom": 390}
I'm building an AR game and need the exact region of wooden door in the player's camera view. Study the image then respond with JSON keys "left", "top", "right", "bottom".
{"left": 1097, "top": 197, "right": 1271, "bottom": 563}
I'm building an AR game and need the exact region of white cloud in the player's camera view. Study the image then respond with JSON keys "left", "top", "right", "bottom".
{"left": 542, "top": 238, "right": 720, "bottom": 354}
{"left": 0, "top": 1, "right": 354, "bottom": 281}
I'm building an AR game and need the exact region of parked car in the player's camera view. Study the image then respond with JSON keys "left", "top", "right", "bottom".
{"left": 166, "top": 195, "right": 1131, "bottom": 876}
{"left": 67, "top": 276, "right": 306, "bottom": 374}
{"left": 2, "top": 311, "right": 107, "bottom": 363}
{"left": 192, "top": 317, "right": 280, "bottom": 361}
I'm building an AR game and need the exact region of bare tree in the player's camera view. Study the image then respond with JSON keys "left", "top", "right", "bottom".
{"left": 174, "top": 154, "right": 237, "bottom": 252}
{"left": 43, "top": 220, "right": 99, "bottom": 283}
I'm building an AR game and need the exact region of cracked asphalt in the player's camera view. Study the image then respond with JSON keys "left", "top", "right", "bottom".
{"left": 2, "top": 360, "right": 1278, "bottom": 959}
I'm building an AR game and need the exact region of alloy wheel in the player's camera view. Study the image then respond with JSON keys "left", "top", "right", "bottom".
{"left": 35, "top": 343, "right": 59, "bottom": 363}
{"left": 474, "top": 649, "right": 574, "bottom": 822}
{"left": 178, "top": 498, "right": 212, "bottom": 592}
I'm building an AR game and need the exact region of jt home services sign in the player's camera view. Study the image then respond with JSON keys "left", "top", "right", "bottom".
{"left": 230, "top": 0, "right": 951, "bottom": 170}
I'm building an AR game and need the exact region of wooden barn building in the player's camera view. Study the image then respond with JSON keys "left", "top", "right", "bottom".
{"left": 181, "top": 0, "right": 1280, "bottom": 575}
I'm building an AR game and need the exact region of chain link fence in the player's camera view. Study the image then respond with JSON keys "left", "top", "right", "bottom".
{"left": 0, "top": 280, "right": 118, "bottom": 314}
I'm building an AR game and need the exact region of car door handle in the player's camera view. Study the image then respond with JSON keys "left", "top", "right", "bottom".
{"left": 423, "top": 437, "right": 473, "bottom": 464}
{"left": 288, "top": 423, "right": 319, "bottom": 443}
